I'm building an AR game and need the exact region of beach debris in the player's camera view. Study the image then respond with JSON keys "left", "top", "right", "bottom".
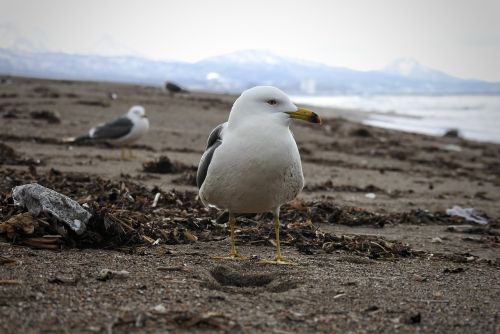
{"left": 365, "top": 193, "right": 376, "bottom": 199}
{"left": 152, "top": 304, "right": 168, "bottom": 314}
{"left": 322, "top": 235, "right": 413, "bottom": 259}
{"left": 443, "top": 129, "right": 460, "bottom": 138}
{"left": 446, "top": 206, "right": 488, "bottom": 225}
{"left": 152, "top": 192, "right": 161, "bottom": 207}
{"left": 22, "top": 236, "right": 62, "bottom": 250}
{"left": 30, "top": 110, "right": 61, "bottom": 124}
{"left": 183, "top": 230, "right": 198, "bottom": 241}
{"left": 97, "top": 269, "right": 130, "bottom": 281}
{"left": 165, "top": 81, "right": 188, "bottom": 95}
{"left": 142, "top": 156, "right": 195, "bottom": 174}
{"left": 12, "top": 183, "right": 91, "bottom": 234}
{"left": 0, "top": 168, "right": 446, "bottom": 256}
{"left": 431, "top": 237, "right": 443, "bottom": 243}
{"left": 0, "top": 212, "right": 38, "bottom": 239}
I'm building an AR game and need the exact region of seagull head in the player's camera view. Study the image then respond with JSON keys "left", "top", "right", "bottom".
{"left": 229, "top": 86, "right": 321, "bottom": 126}
{"left": 127, "top": 105, "right": 147, "bottom": 120}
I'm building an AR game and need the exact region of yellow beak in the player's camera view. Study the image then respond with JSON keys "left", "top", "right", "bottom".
{"left": 286, "top": 107, "right": 321, "bottom": 124}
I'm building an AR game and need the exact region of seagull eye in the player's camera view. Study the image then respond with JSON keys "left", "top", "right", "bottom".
{"left": 267, "top": 99, "right": 277, "bottom": 106}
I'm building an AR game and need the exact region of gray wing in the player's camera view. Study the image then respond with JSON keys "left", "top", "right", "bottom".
{"left": 90, "top": 116, "right": 133, "bottom": 140}
{"left": 197, "top": 122, "right": 226, "bottom": 188}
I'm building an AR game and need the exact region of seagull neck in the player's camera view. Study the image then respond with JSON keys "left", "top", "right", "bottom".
{"left": 227, "top": 115, "right": 289, "bottom": 135}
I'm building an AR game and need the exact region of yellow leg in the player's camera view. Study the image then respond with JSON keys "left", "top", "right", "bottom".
{"left": 214, "top": 212, "right": 244, "bottom": 260}
{"left": 120, "top": 147, "right": 125, "bottom": 160}
{"left": 128, "top": 148, "right": 135, "bottom": 159}
{"left": 261, "top": 208, "right": 295, "bottom": 265}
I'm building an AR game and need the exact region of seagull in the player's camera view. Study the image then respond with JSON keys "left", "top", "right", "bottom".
{"left": 197, "top": 86, "right": 321, "bottom": 264}
{"left": 67, "top": 105, "right": 149, "bottom": 160}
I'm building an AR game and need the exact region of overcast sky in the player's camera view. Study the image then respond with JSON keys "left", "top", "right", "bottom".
{"left": 1, "top": 0, "right": 500, "bottom": 81}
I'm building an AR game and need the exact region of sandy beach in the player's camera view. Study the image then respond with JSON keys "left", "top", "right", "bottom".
{"left": 1, "top": 76, "right": 499, "bottom": 333}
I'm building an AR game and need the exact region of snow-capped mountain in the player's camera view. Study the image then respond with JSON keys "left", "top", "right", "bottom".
{"left": 383, "top": 57, "right": 458, "bottom": 82}
{"left": 1, "top": 48, "right": 499, "bottom": 95}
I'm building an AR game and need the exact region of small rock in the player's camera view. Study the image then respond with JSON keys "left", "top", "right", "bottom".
{"left": 152, "top": 304, "right": 168, "bottom": 314}
{"left": 431, "top": 237, "right": 443, "bottom": 243}
{"left": 412, "top": 274, "right": 428, "bottom": 282}
{"left": 365, "top": 193, "right": 376, "bottom": 199}
{"left": 97, "top": 269, "right": 130, "bottom": 281}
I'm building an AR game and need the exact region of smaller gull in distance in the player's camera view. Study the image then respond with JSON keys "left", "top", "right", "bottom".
{"left": 197, "top": 86, "right": 321, "bottom": 264}
{"left": 66, "top": 105, "right": 149, "bottom": 160}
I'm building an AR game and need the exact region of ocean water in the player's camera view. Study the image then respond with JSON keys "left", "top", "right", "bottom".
{"left": 292, "top": 95, "right": 500, "bottom": 144}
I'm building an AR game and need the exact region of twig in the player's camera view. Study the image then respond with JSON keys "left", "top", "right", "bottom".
{"left": 369, "top": 241, "right": 389, "bottom": 253}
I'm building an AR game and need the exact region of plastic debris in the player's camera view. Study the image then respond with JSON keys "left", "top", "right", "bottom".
{"left": 12, "top": 183, "right": 91, "bottom": 234}
{"left": 446, "top": 205, "right": 488, "bottom": 225}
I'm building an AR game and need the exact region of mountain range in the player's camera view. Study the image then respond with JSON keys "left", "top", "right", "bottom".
{"left": 0, "top": 47, "right": 499, "bottom": 95}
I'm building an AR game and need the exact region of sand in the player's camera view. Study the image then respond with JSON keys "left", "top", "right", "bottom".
{"left": 0, "top": 76, "right": 499, "bottom": 333}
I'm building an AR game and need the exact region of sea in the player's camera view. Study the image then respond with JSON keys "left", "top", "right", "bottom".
{"left": 292, "top": 95, "right": 500, "bottom": 144}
